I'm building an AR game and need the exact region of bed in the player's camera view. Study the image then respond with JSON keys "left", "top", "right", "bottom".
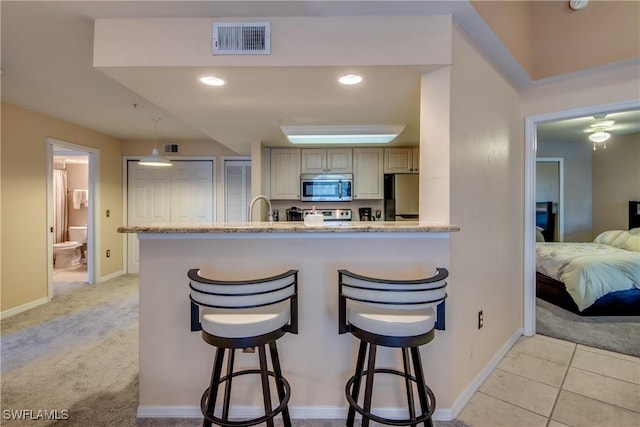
{"left": 535, "top": 201, "right": 640, "bottom": 316}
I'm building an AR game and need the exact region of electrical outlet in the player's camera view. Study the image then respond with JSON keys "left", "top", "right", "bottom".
{"left": 106, "top": 209, "right": 111, "bottom": 218}
{"left": 106, "top": 249, "right": 111, "bottom": 258}
{"left": 478, "top": 310, "right": 484, "bottom": 329}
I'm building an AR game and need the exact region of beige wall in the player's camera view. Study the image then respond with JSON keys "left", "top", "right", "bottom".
{"left": 472, "top": 1, "right": 640, "bottom": 81}
{"left": 94, "top": 16, "right": 453, "bottom": 67}
{"left": 449, "top": 25, "right": 524, "bottom": 403}
{"left": 592, "top": 132, "right": 640, "bottom": 236}
{"left": 1, "top": 103, "right": 124, "bottom": 313}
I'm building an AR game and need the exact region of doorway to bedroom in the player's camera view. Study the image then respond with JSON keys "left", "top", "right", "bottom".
{"left": 525, "top": 100, "right": 640, "bottom": 337}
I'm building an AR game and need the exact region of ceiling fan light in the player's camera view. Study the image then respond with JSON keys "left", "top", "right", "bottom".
{"left": 590, "top": 119, "right": 614, "bottom": 129}
{"left": 588, "top": 131, "right": 611, "bottom": 143}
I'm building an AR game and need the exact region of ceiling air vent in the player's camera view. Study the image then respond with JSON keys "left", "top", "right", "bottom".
{"left": 213, "top": 22, "right": 271, "bottom": 55}
{"left": 163, "top": 143, "right": 179, "bottom": 154}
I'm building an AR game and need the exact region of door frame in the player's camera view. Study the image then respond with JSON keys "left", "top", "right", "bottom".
{"left": 46, "top": 138, "right": 100, "bottom": 297}
{"left": 536, "top": 157, "right": 564, "bottom": 242}
{"left": 523, "top": 99, "right": 640, "bottom": 336}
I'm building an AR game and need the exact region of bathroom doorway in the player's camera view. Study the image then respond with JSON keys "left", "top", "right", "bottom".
{"left": 47, "top": 139, "right": 99, "bottom": 297}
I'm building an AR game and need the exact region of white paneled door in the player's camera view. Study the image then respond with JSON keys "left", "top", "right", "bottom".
{"left": 224, "top": 160, "right": 251, "bottom": 222}
{"left": 127, "top": 160, "right": 213, "bottom": 273}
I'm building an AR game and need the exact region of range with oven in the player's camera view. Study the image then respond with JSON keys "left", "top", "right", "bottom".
{"left": 302, "top": 208, "right": 352, "bottom": 224}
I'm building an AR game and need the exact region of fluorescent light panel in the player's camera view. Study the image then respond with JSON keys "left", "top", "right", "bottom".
{"left": 281, "top": 125, "right": 405, "bottom": 144}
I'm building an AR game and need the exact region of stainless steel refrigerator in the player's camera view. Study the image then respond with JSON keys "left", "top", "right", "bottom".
{"left": 384, "top": 174, "right": 419, "bottom": 221}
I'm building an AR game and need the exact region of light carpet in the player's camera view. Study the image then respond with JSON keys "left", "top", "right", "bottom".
{"left": 536, "top": 298, "right": 640, "bottom": 357}
{"left": 1, "top": 275, "right": 468, "bottom": 427}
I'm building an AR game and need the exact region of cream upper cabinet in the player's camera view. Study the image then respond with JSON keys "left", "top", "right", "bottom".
{"left": 411, "top": 148, "right": 419, "bottom": 173}
{"left": 353, "top": 148, "right": 384, "bottom": 199}
{"left": 270, "top": 148, "right": 301, "bottom": 200}
{"left": 301, "top": 148, "right": 352, "bottom": 174}
{"left": 384, "top": 147, "right": 419, "bottom": 174}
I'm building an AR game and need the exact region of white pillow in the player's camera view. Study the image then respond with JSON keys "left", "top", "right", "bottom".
{"left": 593, "top": 230, "right": 626, "bottom": 246}
{"left": 616, "top": 234, "right": 640, "bottom": 252}
{"left": 629, "top": 227, "right": 640, "bottom": 235}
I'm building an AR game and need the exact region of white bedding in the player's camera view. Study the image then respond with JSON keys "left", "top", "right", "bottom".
{"left": 536, "top": 242, "right": 640, "bottom": 311}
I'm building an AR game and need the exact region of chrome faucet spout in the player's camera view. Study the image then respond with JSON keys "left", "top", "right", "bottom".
{"left": 248, "top": 195, "right": 273, "bottom": 223}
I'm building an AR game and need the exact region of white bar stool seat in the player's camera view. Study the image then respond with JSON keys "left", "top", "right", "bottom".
{"left": 200, "top": 304, "right": 291, "bottom": 339}
{"left": 338, "top": 268, "right": 448, "bottom": 427}
{"left": 347, "top": 302, "right": 436, "bottom": 338}
{"left": 189, "top": 269, "right": 298, "bottom": 427}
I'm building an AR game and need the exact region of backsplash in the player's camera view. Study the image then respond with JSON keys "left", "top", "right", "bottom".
{"left": 271, "top": 199, "right": 384, "bottom": 221}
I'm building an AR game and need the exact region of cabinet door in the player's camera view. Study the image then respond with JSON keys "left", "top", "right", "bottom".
{"left": 411, "top": 148, "right": 420, "bottom": 173}
{"left": 327, "top": 148, "right": 353, "bottom": 173}
{"left": 270, "top": 148, "right": 301, "bottom": 200}
{"left": 301, "top": 149, "right": 327, "bottom": 174}
{"left": 384, "top": 148, "right": 413, "bottom": 173}
{"left": 353, "top": 148, "right": 383, "bottom": 199}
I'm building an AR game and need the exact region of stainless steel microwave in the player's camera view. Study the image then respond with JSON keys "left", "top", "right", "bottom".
{"left": 300, "top": 174, "right": 353, "bottom": 202}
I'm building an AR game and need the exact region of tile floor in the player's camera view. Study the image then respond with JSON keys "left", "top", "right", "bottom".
{"left": 457, "top": 334, "right": 640, "bottom": 427}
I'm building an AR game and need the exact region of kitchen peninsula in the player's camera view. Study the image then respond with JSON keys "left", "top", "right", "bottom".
{"left": 119, "top": 221, "right": 460, "bottom": 420}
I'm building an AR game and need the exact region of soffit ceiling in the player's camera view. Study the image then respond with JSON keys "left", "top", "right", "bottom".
{"left": 1, "top": 1, "right": 639, "bottom": 154}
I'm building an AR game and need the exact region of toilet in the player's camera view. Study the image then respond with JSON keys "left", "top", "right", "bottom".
{"left": 53, "top": 226, "right": 87, "bottom": 268}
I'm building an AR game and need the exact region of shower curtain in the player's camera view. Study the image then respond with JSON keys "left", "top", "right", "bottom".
{"left": 53, "top": 169, "right": 68, "bottom": 243}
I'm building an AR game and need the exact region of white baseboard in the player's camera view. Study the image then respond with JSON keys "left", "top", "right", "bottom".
{"left": 137, "top": 329, "right": 524, "bottom": 422}
{"left": 447, "top": 328, "right": 523, "bottom": 419}
{"left": 0, "top": 296, "right": 49, "bottom": 320}
{"left": 97, "top": 270, "right": 125, "bottom": 283}
{"left": 137, "top": 405, "right": 452, "bottom": 421}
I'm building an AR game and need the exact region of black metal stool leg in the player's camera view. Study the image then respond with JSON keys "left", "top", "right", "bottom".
{"left": 221, "top": 349, "right": 235, "bottom": 422}
{"left": 361, "top": 343, "right": 377, "bottom": 427}
{"left": 347, "top": 340, "right": 368, "bottom": 427}
{"left": 269, "top": 340, "right": 292, "bottom": 427}
{"left": 410, "top": 347, "right": 434, "bottom": 427}
{"left": 402, "top": 348, "right": 417, "bottom": 427}
{"left": 203, "top": 347, "right": 226, "bottom": 427}
{"left": 258, "top": 345, "right": 275, "bottom": 427}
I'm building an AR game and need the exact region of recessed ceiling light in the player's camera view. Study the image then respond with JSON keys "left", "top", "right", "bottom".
{"left": 338, "top": 74, "right": 363, "bottom": 85}
{"left": 199, "top": 76, "right": 225, "bottom": 86}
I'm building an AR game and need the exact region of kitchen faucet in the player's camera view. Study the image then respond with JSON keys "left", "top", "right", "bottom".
{"left": 248, "top": 195, "right": 273, "bottom": 222}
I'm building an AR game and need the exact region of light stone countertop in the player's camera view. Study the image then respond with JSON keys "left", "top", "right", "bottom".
{"left": 117, "top": 221, "right": 459, "bottom": 234}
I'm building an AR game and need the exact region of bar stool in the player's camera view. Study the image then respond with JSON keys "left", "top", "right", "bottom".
{"left": 189, "top": 269, "right": 298, "bottom": 427}
{"left": 338, "top": 268, "right": 448, "bottom": 427}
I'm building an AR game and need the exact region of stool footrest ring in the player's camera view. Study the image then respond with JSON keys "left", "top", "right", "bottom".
{"left": 345, "top": 368, "right": 436, "bottom": 427}
{"left": 201, "top": 368, "right": 291, "bottom": 427}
